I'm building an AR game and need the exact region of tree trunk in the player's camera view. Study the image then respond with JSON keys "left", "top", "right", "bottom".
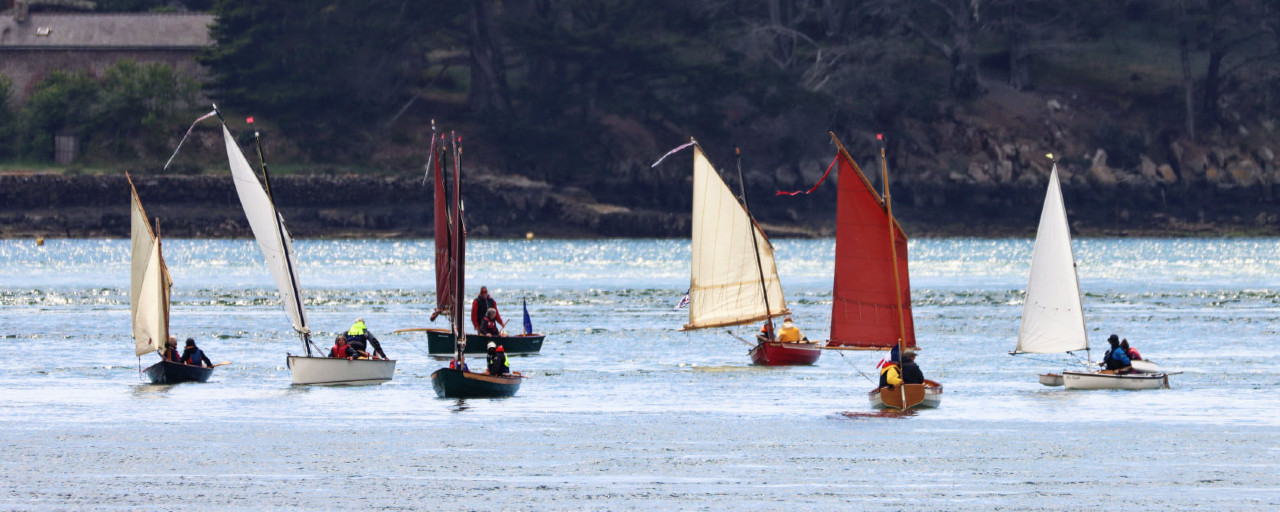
{"left": 467, "top": 0, "right": 511, "bottom": 116}
{"left": 1202, "top": 46, "right": 1224, "bottom": 128}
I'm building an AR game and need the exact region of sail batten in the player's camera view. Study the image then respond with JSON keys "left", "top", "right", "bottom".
{"left": 826, "top": 142, "right": 916, "bottom": 349}
{"left": 222, "top": 125, "right": 309, "bottom": 335}
{"left": 1015, "top": 164, "right": 1088, "bottom": 354}
{"left": 686, "top": 145, "right": 787, "bottom": 331}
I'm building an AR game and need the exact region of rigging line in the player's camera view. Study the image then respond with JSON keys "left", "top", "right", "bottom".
{"left": 838, "top": 351, "right": 877, "bottom": 384}
{"left": 1010, "top": 352, "right": 1092, "bottom": 367}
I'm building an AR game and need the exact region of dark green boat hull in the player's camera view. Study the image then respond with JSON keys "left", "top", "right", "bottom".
{"left": 430, "top": 368, "right": 521, "bottom": 398}
{"left": 425, "top": 329, "right": 545, "bottom": 354}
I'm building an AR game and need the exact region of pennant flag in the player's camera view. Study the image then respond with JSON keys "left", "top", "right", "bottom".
{"left": 246, "top": 116, "right": 255, "bottom": 124}
{"left": 672, "top": 291, "right": 690, "bottom": 311}
{"left": 522, "top": 298, "right": 533, "bottom": 335}
{"left": 650, "top": 140, "right": 697, "bottom": 168}
{"left": 776, "top": 155, "right": 839, "bottom": 196}
{"left": 163, "top": 109, "right": 218, "bottom": 170}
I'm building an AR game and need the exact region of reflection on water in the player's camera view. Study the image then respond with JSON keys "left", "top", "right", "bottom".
{"left": 0, "top": 238, "right": 1277, "bottom": 509}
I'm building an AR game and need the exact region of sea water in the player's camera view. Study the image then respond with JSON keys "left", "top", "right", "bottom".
{"left": 0, "top": 238, "right": 1277, "bottom": 510}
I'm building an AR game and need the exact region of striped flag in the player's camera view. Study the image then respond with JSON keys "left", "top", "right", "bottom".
{"left": 672, "top": 291, "right": 690, "bottom": 311}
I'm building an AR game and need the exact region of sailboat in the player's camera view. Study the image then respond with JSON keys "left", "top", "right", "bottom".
{"left": 1013, "top": 160, "right": 1170, "bottom": 390}
{"left": 428, "top": 130, "right": 522, "bottom": 398}
{"left": 219, "top": 116, "right": 395, "bottom": 386}
{"left": 675, "top": 141, "right": 819, "bottom": 365}
{"left": 128, "top": 173, "right": 212, "bottom": 384}
{"left": 821, "top": 133, "right": 941, "bottom": 409}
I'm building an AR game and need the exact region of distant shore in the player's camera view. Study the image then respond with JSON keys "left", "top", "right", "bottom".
{"left": 3, "top": 172, "right": 1277, "bottom": 239}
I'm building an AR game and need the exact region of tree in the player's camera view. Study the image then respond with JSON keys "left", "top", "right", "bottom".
{"left": 898, "top": 0, "right": 986, "bottom": 100}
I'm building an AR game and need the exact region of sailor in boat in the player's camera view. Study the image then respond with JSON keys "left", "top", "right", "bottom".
{"left": 900, "top": 350, "right": 925, "bottom": 385}
{"left": 478, "top": 309, "right": 502, "bottom": 337}
{"left": 160, "top": 337, "right": 181, "bottom": 363}
{"left": 179, "top": 338, "right": 214, "bottom": 368}
{"left": 328, "top": 335, "right": 362, "bottom": 360}
{"left": 878, "top": 358, "right": 902, "bottom": 391}
{"left": 1101, "top": 334, "right": 1133, "bottom": 373}
{"left": 756, "top": 319, "right": 775, "bottom": 343}
{"left": 776, "top": 317, "right": 806, "bottom": 343}
{"left": 344, "top": 318, "right": 387, "bottom": 360}
{"left": 471, "top": 286, "right": 504, "bottom": 332}
{"left": 448, "top": 358, "right": 469, "bottom": 372}
{"left": 1121, "top": 339, "right": 1142, "bottom": 361}
{"left": 486, "top": 342, "right": 510, "bottom": 376}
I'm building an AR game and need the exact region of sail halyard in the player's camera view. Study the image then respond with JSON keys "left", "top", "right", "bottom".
{"left": 222, "top": 124, "right": 312, "bottom": 348}
{"left": 825, "top": 134, "right": 916, "bottom": 349}
{"left": 684, "top": 144, "right": 789, "bottom": 331}
{"left": 1014, "top": 164, "right": 1089, "bottom": 354}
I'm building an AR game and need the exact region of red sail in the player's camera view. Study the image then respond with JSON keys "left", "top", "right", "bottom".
{"left": 432, "top": 136, "right": 453, "bottom": 316}
{"left": 827, "top": 144, "right": 916, "bottom": 349}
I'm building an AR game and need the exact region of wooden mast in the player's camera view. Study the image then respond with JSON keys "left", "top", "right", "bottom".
{"left": 879, "top": 134, "right": 908, "bottom": 409}
{"left": 734, "top": 146, "right": 775, "bottom": 342}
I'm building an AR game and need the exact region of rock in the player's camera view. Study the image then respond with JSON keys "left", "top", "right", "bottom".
{"left": 1088, "top": 149, "right": 1117, "bottom": 187}
{"left": 1263, "top": 119, "right": 1275, "bottom": 132}
{"left": 1092, "top": 148, "right": 1108, "bottom": 169}
{"left": 1140, "top": 156, "right": 1158, "bottom": 178}
{"left": 1228, "top": 159, "right": 1261, "bottom": 187}
{"left": 1260, "top": 146, "right": 1275, "bottom": 162}
{"left": 1239, "top": 125, "right": 1250, "bottom": 136}
{"left": 968, "top": 162, "right": 991, "bottom": 184}
{"left": 1158, "top": 164, "right": 1178, "bottom": 184}
{"left": 1047, "top": 99, "right": 1062, "bottom": 111}
{"left": 996, "top": 160, "right": 1013, "bottom": 183}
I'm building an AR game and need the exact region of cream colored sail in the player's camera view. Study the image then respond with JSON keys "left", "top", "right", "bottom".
{"left": 129, "top": 183, "right": 169, "bottom": 356}
{"left": 1015, "top": 164, "right": 1088, "bottom": 353}
{"left": 222, "top": 125, "right": 310, "bottom": 335}
{"left": 684, "top": 145, "right": 789, "bottom": 330}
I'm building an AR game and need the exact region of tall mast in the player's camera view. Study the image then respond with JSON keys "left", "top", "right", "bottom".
{"left": 156, "top": 217, "right": 169, "bottom": 344}
{"left": 880, "top": 135, "right": 908, "bottom": 408}
{"left": 253, "top": 129, "right": 313, "bottom": 355}
{"left": 451, "top": 132, "right": 466, "bottom": 364}
{"left": 734, "top": 146, "right": 774, "bottom": 340}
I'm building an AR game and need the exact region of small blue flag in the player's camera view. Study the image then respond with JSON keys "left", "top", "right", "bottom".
{"left": 522, "top": 298, "right": 533, "bottom": 335}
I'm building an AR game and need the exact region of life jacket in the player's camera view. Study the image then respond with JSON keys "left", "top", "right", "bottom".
{"left": 878, "top": 364, "right": 901, "bottom": 389}
{"left": 487, "top": 352, "right": 508, "bottom": 374}
{"left": 182, "top": 348, "right": 204, "bottom": 366}
{"left": 347, "top": 321, "right": 367, "bottom": 336}
{"left": 777, "top": 326, "right": 802, "bottom": 342}
{"left": 332, "top": 343, "right": 350, "bottom": 358}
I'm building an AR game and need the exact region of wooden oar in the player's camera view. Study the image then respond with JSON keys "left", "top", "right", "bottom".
{"left": 212, "top": 361, "right": 231, "bottom": 368}
{"left": 392, "top": 327, "right": 435, "bottom": 334}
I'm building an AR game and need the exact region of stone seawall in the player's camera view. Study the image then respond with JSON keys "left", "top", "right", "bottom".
{"left": 1, "top": 172, "right": 1277, "bottom": 238}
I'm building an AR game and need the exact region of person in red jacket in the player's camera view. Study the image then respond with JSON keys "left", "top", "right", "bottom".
{"left": 470, "top": 286, "right": 504, "bottom": 332}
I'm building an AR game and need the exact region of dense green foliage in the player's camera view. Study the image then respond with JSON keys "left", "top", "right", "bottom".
{"left": 17, "top": 61, "right": 198, "bottom": 163}
{"left": 0, "top": 76, "right": 16, "bottom": 159}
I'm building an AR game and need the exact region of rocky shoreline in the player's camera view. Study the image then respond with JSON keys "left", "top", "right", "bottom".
{"left": 2, "top": 171, "right": 1278, "bottom": 239}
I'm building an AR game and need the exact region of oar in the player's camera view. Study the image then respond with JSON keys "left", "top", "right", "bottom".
{"left": 725, "top": 330, "right": 758, "bottom": 347}
{"left": 212, "top": 361, "right": 231, "bottom": 368}
{"left": 392, "top": 327, "right": 435, "bottom": 334}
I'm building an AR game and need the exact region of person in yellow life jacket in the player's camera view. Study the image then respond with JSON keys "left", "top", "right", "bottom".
{"left": 879, "top": 360, "right": 903, "bottom": 390}
{"left": 344, "top": 318, "right": 388, "bottom": 359}
{"left": 777, "top": 316, "right": 804, "bottom": 342}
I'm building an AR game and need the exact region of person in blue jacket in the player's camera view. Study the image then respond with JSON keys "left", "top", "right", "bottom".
{"left": 180, "top": 338, "right": 213, "bottom": 368}
{"left": 1102, "top": 334, "right": 1131, "bottom": 371}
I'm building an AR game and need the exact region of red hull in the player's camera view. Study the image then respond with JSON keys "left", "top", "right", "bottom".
{"left": 749, "top": 341, "right": 822, "bottom": 366}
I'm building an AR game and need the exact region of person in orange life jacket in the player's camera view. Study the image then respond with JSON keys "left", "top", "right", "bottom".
{"left": 180, "top": 338, "right": 213, "bottom": 368}
{"left": 486, "top": 342, "right": 510, "bottom": 376}
{"left": 757, "top": 319, "right": 775, "bottom": 343}
{"left": 160, "top": 336, "right": 180, "bottom": 363}
{"left": 777, "top": 317, "right": 805, "bottom": 342}
{"left": 471, "top": 286, "right": 503, "bottom": 332}
{"left": 478, "top": 308, "right": 502, "bottom": 336}
{"left": 1121, "top": 339, "right": 1141, "bottom": 361}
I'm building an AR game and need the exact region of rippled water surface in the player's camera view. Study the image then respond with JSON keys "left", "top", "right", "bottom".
{"left": 1, "top": 237, "right": 1278, "bottom": 510}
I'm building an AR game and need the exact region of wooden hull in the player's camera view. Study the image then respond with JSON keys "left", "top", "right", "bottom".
{"left": 1062, "top": 370, "right": 1170, "bottom": 390}
{"left": 425, "top": 329, "right": 545, "bottom": 354}
{"left": 748, "top": 340, "right": 822, "bottom": 366}
{"left": 869, "top": 380, "right": 943, "bottom": 410}
{"left": 286, "top": 356, "right": 396, "bottom": 386}
{"left": 430, "top": 368, "right": 521, "bottom": 398}
{"left": 143, "top": 360, "right": 213, "bottom": 384}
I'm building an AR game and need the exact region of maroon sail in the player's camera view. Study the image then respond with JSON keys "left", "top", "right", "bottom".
{"left": 432, "top": 134, "right": 454, "bottom": 317}
{"left": 826, "top": 135, "right": 916, "bottom": 349}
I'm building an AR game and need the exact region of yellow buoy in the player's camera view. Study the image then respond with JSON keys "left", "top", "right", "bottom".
{"left": 525, "top": 232, "right": 534, "bottom": 241}
{"left": 36, "top": 237, "right": 44, "bottom": 246}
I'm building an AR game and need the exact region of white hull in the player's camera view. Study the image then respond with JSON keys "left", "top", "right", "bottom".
{"left": 1039, "top": 373, "right": 1064, "bottom": 386}
{"left": 287, "top": 356, "right": 396, "bottom": 386}
{"left": 1062, "top": 370, "right": 1169, "bottom": 390}
{"left": 868, "top": 385, "right": 943, "bottom": 409}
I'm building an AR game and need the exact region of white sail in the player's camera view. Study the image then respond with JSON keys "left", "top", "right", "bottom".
{"left": 129, "top": 184, "right": 155, "bottom": 332}
{"left": 685, "top": 145, "right": 789, "bottom": 330}
{"left": 222, "top": 125, "right": 309, "bottom": 335}
{"left": 1016, "top": 164, "right": 1088, "bottom": 353}
{"left": 133, "top": 240, "right": 169, "bottom": 356}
